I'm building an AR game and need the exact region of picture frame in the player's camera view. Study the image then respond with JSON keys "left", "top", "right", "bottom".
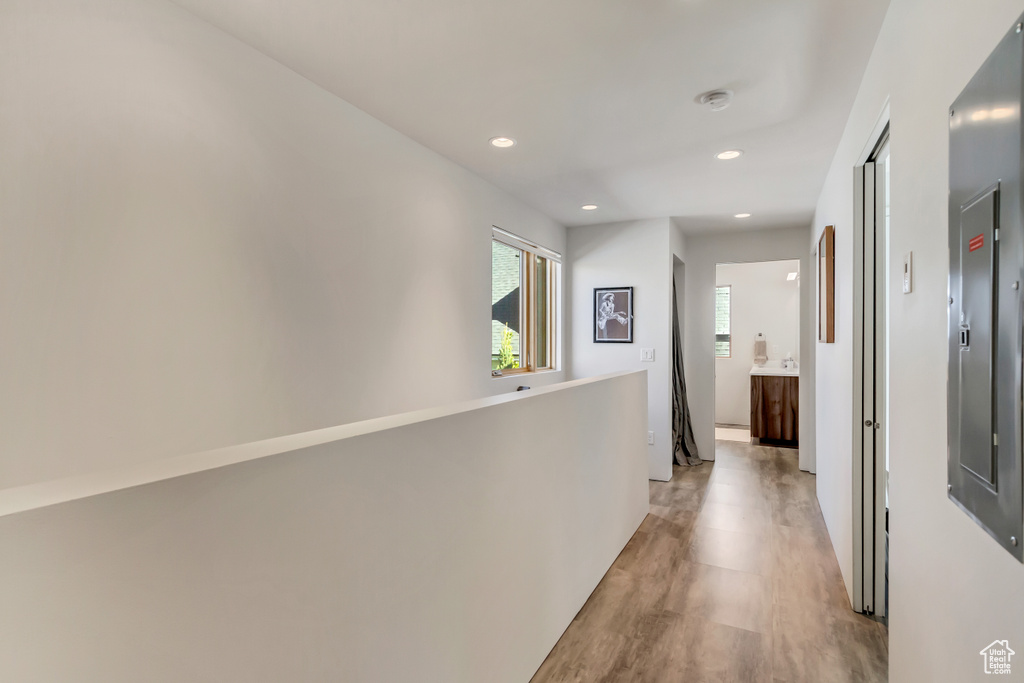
{"left": 818, "top": 225, "right": 835, "bottom": 343}
{"left": 594, "top": 287, "right": 633, "bottom": 343}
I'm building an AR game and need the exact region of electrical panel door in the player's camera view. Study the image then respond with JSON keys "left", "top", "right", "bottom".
{"left": 956, "top": 187, "right": 998, "bottom": 487}
{"left": 948, "top": 17, "right": 1024, "bottom": 562}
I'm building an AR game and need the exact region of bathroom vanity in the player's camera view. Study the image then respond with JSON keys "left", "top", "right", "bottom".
{"left": 750, "top": 362, "right": 799, "bottom": 445}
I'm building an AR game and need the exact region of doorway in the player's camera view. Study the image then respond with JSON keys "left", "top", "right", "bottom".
{"left": 853, "top": 124, "right": 890, "bottom": 623}
{"left": 714, "top": 260, "right": 801, "bottom": 444}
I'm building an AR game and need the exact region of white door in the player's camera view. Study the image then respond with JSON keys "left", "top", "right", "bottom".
{"left": 853, "top": 132, "right": 889, "bottom": 621}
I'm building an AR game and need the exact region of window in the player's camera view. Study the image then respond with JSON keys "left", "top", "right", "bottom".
{"left": 491, "top": 228, "right": 559, "bottom": 375}
{"left": 715, "top": 285, "right": 731, "bottom": 358}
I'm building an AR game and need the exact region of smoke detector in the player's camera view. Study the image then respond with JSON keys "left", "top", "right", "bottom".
{"left": 698, "top": 89, "right": 733, "bottom": 112}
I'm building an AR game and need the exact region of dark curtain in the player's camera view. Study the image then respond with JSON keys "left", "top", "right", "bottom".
{"left": 672, "top": 281, "right": 701, "bottom": 466}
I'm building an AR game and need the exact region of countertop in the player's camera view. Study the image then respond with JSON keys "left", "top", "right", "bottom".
{"left": 750, "top": 361, "right": 799, "bottom": 377}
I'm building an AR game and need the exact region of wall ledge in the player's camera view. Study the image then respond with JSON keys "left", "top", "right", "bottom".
{"left": 0, "top": 370, "right": 642, "bottom": 518}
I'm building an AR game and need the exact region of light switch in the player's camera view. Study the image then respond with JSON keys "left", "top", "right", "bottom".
{"left": 903, "top": 252, "right": 913, "bottom": 294}
{"left": 647, "top": 431, "right": 655, "bottom": 445}
{"left": 641, "top": 348, "right": 655, "bottom": 362}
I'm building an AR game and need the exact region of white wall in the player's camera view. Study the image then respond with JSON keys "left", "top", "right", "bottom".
{"left": 0, "top": 371, "right": 650, "bottom": 682}
{"left": 813, "top": 1, "right": 1024, "bottom": 679}
{"left": 714, "top": 260, "right": 800, "bottom": 426}
{"left": 0, "top": 0, "right": 565, "bottom": 490}
{"left": 682, "top": 226, "right": 815, "bottom": 471}
{"left": 568, "top": 219, "right": 674, "bottom": 481}
{"left": 671, "top": 221, "right": 687, "bottom": 361}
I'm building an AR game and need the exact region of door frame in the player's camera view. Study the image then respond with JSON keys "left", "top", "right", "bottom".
{"left": 852, "top": 105, "right": 890, "bottom": 620}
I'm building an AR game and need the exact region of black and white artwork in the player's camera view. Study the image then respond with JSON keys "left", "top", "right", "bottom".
{"left": 594, "top": 287, "right": 633, "bottom": 343}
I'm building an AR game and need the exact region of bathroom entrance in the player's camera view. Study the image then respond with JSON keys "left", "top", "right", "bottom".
{"left": 714, "top": 259, "right": 801, "bottom": 445}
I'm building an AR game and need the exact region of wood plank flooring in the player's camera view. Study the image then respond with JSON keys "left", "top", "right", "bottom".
{"left": 531, "top": 439, "right": 888, "bottom": 683}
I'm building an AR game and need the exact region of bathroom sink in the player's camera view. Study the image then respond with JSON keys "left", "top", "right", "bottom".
{"left": 750, "top": 360, "right": 799, "bottom": 376}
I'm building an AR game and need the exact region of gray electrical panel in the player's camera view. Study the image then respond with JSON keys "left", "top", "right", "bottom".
{"left": 948, "top": 17, "right": 1024, "bottom": 562}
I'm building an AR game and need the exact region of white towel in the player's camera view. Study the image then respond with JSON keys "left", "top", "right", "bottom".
{"left": 754, "top": 339, "right": 768, "bottom": 365}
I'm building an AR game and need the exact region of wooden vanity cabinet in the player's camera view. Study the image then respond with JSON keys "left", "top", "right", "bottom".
{"left": 750, "top": 375, "right": 799, "bottom": 444}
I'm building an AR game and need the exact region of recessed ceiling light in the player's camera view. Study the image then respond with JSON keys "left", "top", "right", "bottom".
{"left": 716, "top": 150, "right": 743, "bottom": 160}
{"left": 787, "top": 272, "right": 798, "bottom": 281}
{"left": 734, "top": 213, "right": 751, "bottom": 218}
{"left": 581, "top": 204, "right": 598, "bottom": 211}
{"left": 489, "top": 136, "right": 516, "bottom": 148}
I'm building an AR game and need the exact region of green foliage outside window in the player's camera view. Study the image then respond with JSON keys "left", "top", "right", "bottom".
{"left": 497, "top": 324, "right": 520, "bottom": 370}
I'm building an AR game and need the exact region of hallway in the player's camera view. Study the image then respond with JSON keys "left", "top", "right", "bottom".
{"left": 531, "top": 441, "right": 888, "bottom": 682}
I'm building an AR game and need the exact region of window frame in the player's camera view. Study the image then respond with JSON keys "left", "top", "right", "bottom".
{"left": 491, "top": 228, "right": 560, "bottom": 376}
{"left": 715, "top": 284, "right": 732, "bottom": 359}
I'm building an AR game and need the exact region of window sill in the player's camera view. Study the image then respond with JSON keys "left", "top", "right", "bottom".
{"left": 491, "top": 368, "right": 561, "bottom": 380}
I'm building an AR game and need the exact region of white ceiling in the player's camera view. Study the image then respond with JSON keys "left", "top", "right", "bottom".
{"left": 168, "top": 0, "right": 890, "bottom": 232}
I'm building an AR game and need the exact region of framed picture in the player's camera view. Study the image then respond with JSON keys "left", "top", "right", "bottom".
{"left": 818, "top": 225, "right": 835, "bottom": 343}
{"left": 594, "top": 287, "right": 633, "bottom": 343}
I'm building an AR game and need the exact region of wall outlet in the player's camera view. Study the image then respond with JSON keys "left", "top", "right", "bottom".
{"left": 903, "top": 251, "right": 913, "bottom": 294}
{"left": 641, "top": 348, "right": 655, "bottom": 362}
{"left": 647, "top": 431, "right": 655, "bottom": 445}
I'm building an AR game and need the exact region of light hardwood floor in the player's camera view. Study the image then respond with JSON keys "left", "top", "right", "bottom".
{"left": 531, "top": 439, "right": 888, "bottom": 683}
